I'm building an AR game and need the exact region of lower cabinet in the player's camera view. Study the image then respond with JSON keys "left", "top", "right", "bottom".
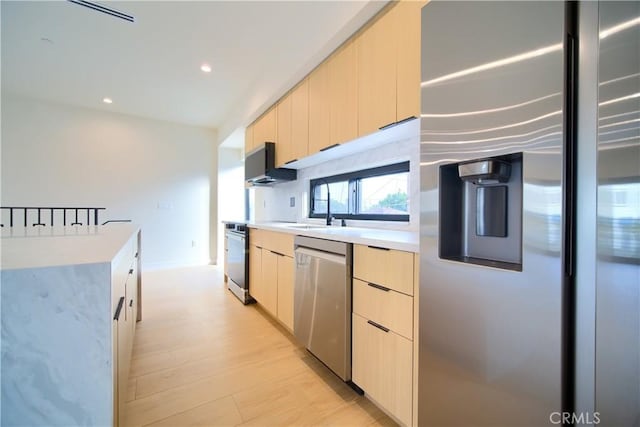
{"left": 248, "top": 229, "right": 295, "bottom": 332}
{"left": 352, "top": 313, "right": 413, "bottom": 426}
{"left": 276, "top": 255, "right": 294, "bottom": 330}
{"left": 112, "top": 231, "right": 141, "bottom": 427}
{"left": 260, "top": 250, "right": 279, "bottom": 316}
{"left": 352, "top": 244, "right": 416, "bottom": 426}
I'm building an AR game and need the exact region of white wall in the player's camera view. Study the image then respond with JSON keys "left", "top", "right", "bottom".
{"left": 252, "top": 121, "right": 420, "bottom": 231}
{"left": 216, "top": 146, "right": 246, "bottom": 264}
{"left": 1, "top": 94, "right": 217, "bottom": 269}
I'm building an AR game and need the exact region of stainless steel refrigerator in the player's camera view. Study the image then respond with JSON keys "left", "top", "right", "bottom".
{"left": 419, "top": 1, "right": 639, "bottom": 425}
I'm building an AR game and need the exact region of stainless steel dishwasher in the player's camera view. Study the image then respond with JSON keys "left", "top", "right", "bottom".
{"left": 294, "top": 236, "right": 352, "bottom": 381}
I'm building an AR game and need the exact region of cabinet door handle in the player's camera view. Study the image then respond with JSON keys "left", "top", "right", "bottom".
{"left": 367, "top": 320, "right": 390, "bottom": 333}
{"left": 114, "top": 296, "right": 125, "bottom": 321}
{"left": 367, "top": 245, "right": 390, "bottom": 251}
{"left": 129, "top": 299, "right": 133, "bottom": 307}
{"left": 320, "top": 143, "right": 340, "bottom": 152}
{"left": 134, "top": 252, "right": 139, "bottom": 258}
{"left": 378, "top": 121, "right": 397, "bottom": 131}
{"left": 367, "top": 283, "right": 390, "bottom": 292}
{"left": 270, "top": 250, "right": 285, "bottom": 257}
{"left": 396, "top": 116, "right": 417, "bottom": 125}
{"left": 129, "top": 268, "right": 134, "bottom": 275}
{"left": 285, "top": 159, "right": 298, "bottom": 165}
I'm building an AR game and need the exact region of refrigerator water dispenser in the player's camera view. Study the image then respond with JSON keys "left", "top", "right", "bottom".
{"left": 439, "top": 153, "right": 522, "bottom": 271}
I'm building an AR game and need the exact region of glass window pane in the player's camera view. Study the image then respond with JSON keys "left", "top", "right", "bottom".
{"left": 359, "top": 172, "right": 409, "bottom": 215}
{"left": 313, "top": 181, "right": 349, "bottom": 214}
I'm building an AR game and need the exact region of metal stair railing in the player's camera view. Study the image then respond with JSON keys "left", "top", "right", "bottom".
{"left": 0, "top": 207, "right": 108, "bottom": 227}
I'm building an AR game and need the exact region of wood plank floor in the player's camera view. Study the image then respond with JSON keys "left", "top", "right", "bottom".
{"left": 124, "top": 265, "right": 397, "bottom": 427}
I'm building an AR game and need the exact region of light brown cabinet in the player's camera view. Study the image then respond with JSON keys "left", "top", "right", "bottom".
{"left": 276, "top": 254, "right": 294, "bottom": 330}
{"left": 353, "top": 244, "right": 415, "bottom": 296}
{"left": 244, "top": 123, "right": 255, "bottom": 154}
{"left": 276, "top": 93, "right": 293, "bottom": 167}
{"left": 244, "top": 1, "right": 422, "bottom": 164}
{"left": 352, "top": 278, "right": 413, "bottom": 340}
{"left": 248, "top": 228, "right": 295, "bottom": 331}
{"left": 112, "top": 231, "right": 141, "bottom": 427}
{"left": 357, "top": 2, "right": 421, "bottom": 137}
{"left": 357, "top": 5, "right": 398, "bottom": 136}
{"left": 290, "top": 79, "right": 310, "bottom": 163}
{"left": 253, "top": 107, "right": 277, "bottom": 152}
{"left": 308, "top": 61, "right": 331, "bottom": 155}
{"left": 396, "top": 0, "right": 422, "bottom": 123}
{"left": 328, "top": 39, "right": 358, "bottom": 147}
{"left": 352, "top": 313, "right": 413, "bottom": 426}
{"left": 352, "top": 243, "right": 416, "bottom": 426}
{"left": 261, "top": 249, "right": 279, "bottom": 316}
{"left": 277, "top": 80, "right": 310, "bottom": 166}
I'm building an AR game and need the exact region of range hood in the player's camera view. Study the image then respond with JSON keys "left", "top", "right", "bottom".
{"left": 245, "top": 142, "right": 297, "bottom": 186}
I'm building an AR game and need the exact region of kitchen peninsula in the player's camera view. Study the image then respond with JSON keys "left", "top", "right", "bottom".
{"left": 1, "top": 224, "right": 141, "bottom": 426}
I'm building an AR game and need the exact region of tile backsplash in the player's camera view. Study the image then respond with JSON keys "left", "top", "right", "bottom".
{"left": 252, "top": 122, "right": 420, "bottom": 231}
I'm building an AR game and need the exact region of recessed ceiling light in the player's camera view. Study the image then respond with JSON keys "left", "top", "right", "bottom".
{"left": 103, "top": 97, "right": 113, "bottom": 104}
{"left": 200, "top": 64, "right": 212, "bottom": 73}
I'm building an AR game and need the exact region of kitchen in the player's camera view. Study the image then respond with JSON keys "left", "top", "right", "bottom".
{"left": 1, "top": 1, "right": 639, "bottom": 427}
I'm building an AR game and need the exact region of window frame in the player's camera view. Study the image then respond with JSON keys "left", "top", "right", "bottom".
{"left": 309, "top": 161, "right": 410, "bottom": 222}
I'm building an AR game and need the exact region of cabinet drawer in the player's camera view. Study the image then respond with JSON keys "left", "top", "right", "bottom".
{"left": 263, "top": 231, "right": 294, "bottom": 258}
{"left": 352, "top": 313, "right": 412, "bottom": 426}
{"left": 353, "top": 279, "right": 413, "bottom": 340}
{"left": 353, "top": 245, "right": 414, "bottom": 296}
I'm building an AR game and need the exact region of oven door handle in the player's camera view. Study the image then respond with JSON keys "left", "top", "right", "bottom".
{"left": 226, "top": 232, "right": 245, "bottom": 243}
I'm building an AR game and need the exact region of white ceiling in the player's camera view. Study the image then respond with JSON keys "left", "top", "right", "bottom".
{"left": 1, "top": 1, "right": 386, "bottom": 147}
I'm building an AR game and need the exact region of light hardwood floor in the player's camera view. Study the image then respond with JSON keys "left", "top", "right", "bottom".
{"left": 124, "top": 265, "right": 397, "bottom": 427}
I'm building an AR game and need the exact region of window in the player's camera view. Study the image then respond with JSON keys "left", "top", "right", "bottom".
{"left": 310, "top": 161, "right": 409, "bottom": 221}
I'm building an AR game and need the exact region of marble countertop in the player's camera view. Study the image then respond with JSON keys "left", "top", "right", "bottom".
{"left": 1, "top": 223, "right": 140, "bottom": 271}
{"left": 246, "top": 221, "right": 418, "bottom": 253}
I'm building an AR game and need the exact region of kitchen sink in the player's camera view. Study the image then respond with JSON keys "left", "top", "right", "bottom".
{"left": 284, "top": 224, "right": 326, "bottom": 230}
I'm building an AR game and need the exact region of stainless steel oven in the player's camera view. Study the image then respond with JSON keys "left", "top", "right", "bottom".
{"left": 224, "top": 223, "right": 253, "bottom": 304}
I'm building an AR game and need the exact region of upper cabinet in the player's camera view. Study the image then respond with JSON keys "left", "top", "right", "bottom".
{"left": 244, "top": 1, "right": 422, "bottom": 165}
{"left": 277, "top": 79, "right": 309, "bottom": 167}
{"left": 357, "top": 2, "right": 421, "bottom": 137}
{"left": 396, "top": 0, "right": 422, "bottom": 122}
{"left": 253, "top": 106, "right": 277, "bottom": 147}
{"left": 308, "top": 61, "right": 331, "bottom": 155}
{"left": 329, "top": 39, "right": 358, "bottom": 148}
{"left": 276, "top": 92, "right": 293, "bottom": 167}
{"left": 244, "top": 123, "right": 254, "bottom": 154}
{"left": 290, "top": 79, "right": 309, "bottom": 162}
{"left": 245, "top": 107, "right": 276, "bottom": 155}
{"left": 357, "top": 5, "right": 398, "bottom": 136}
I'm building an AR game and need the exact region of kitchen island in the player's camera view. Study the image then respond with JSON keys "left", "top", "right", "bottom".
{"left": 1, "top": 223, "right": 141, "bottom": 426}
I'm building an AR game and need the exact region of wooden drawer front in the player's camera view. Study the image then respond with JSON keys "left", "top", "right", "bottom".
{"left": 262, "top": 230, "right": 294, "bottom": 257}
{"left": 249, "top": 228, "right": 264, "bottom": 248}
{"left": 352, "top": 279, "right": 413, "bottom": 340}
{"left": 353, "top": 245, "right": 414, "bottom": 296}
{"left": 352, "top": 313, "right": 412, "bottom": 426}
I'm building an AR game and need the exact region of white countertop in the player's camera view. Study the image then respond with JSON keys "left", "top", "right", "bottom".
{"left": 1, "top": 223, "right": 140, "bottom": 271}
{"left": 247, "top": 222, "right": 419, "bottom": 253}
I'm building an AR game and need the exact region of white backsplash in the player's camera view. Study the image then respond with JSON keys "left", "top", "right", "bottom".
{"left": 252, "top": 122, "right": 420, "bottom": 231}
